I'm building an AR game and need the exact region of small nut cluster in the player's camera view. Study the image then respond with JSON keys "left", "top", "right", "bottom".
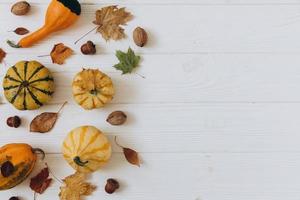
{"left": 7, "top": 116, "right": 21, "bottom": 128}
{"left": 106, "top": 111, "right": 127, "bottom": 125}
{"left": 11, "top": 1, "right": 30, "bottom": 16}
{"left": 81, "top": 41, "right": 96, "bottom": 55}
{"left": 133, "top": 27, "right": 148, "bottom": 47}
{"left": 105, "top": 178, "right": 119, "bottom": 194}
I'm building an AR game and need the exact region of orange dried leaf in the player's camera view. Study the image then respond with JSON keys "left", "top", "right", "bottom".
{"left": 93, "top": 5, "right": 133, "bottom": 41}
{"left": 0, "top": 48, "right": 6, "bottom": 63}
{"left": 50, "top": 43, "right": 73, "bottom": 65}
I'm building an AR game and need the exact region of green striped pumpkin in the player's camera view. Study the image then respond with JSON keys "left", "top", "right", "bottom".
{"left": 3, "top": 61, "right": 55, "bottom": 110}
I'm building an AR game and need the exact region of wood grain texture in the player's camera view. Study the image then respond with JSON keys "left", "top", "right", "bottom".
{"left": 0, "top": 0, "right": 300, "bottom": 199}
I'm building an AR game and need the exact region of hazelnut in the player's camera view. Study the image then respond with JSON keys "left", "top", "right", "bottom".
{"left": 9, "top": 197, "right": 20, "bottom": 200}
{"left": 7, "top": 116, "right": 21, "bottom": 128}
{"left": 106, "top": 111, "right": 127, "bottom": 126}
{"left": 81, "top": 41, "right": 96, "bottom": 55}
{"left": 11, "top": 1, "right": 30, "bottom": 16}
{"left": 133, "top": 27, "right": 148, "bottom": 47}
{"left": 105, "top": 178, "right": 119, "bottom": 194}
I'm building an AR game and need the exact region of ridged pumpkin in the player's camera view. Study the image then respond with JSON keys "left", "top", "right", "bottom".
{"left": 62, "top": 126, "right": 111, "bottom": 173}
{"left": 0, "top": 143, "right": 43, "bottom": 190}
{"left": 72, "top": 69, "right": 114, "bottom": 110}
{"left": 3, "top": 61, "right": 55, "bottom": 110}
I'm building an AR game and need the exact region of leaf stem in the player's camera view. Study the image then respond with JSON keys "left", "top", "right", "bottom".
{"left": 135, "top": 72, "right": 146, "bottom": 79}
{"left": 57, "top": 101, "right": 68, "bottom": 114}
{"left": 74, "top": 26, "right": 98, "bottom": 44}
{"left": 37, "top": 54, "right": 50, "bottom": 57}
{"left": 114, "top": 136, "right": 124, "bottom": 149}
{"left": 45, "top": 163, "right": 63, "bottom": 184}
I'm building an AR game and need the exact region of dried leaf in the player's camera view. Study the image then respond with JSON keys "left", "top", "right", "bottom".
{"left": 115, "top": 136, "right": 140, "bottom": 167}
{"left": 93, "top": 5, "right": 133, "bottom": 41}
{"left": 30, "top": 167, "right": 52, "bottom": 194}
{"left": 30, "top": 102, "right": 67, "bottom": 133}
{"left": 0, "top": 48, "right": 6, "bottom": 63}
{"left": 14, "top": 27, "right": 29, "bottom": 35}
{"left": 50, "top": 43, "right": 73, "bottom": 65}
{"left": 59, "top": 172, "right": 96, "bottom": 200}
{"left": 113, "top": 48, "right": 141, "bottom": 74}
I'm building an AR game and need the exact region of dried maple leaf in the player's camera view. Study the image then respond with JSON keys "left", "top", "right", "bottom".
{"left": 14, "top": 27, "right": 29, "bottom": 35}
{"left": 93, "top": 5, "right": 133, "bottom": 41}
{"left": 30, "top": 167, "right": 52, "bottom": 194}
{"left": 0, "top": 48, "right": 6, "bottom": 63}
{"left": 113, "top": 48, "right": 141, "bottom": 74}
{"left": 30, "top": 102, "right": 67, "bottom": 133}
{"left": 115, "top": 136, "right": 140, "bottom": 167}
{"left": 50, "top": 43, "right": 73, "bottom": 65}
{"left": 59, "top": 172, "right": 96, "bottom": 200}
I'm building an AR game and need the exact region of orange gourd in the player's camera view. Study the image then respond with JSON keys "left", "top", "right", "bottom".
{"left": 0, "top": 143, "right": 45, "bottom": 190}
{"left": 18, "top": 0, "right": 81, "bottom": 48}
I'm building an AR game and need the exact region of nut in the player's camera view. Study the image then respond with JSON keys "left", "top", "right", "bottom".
{"left": 133, "top": 27, "right": 148, "bottom": 47}
{"left": 81, "top": 41, "right": 96, "bottom": 55}
{"left": 1, "top": 161, "right": 14, "bottom": 177}
{"left": 105, "top": 178, "right": 119, "bottom": 194}
{"left": 106, "top": 111, "right": 127, "bottom": 125}
{"left": 7, "top": 116, "right": 21, "bottom": 128}
{"left": 11, "top": 1, "right": 30, "bottom": 16}
{"left": 9, "top": 197, "right": 20, "bottom": 200}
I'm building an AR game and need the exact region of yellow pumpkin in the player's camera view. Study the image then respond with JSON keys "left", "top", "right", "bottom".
{"left": 62, "top": 126, "right": 111, "bottom": 173}
{"left": 0, "top": 143, "right": 44, "bottom": 190}
{"left": 3, "top": 61, "right": 55, "bottom": 110}
{"left": 72, "top": 69, "right": 114, "bottom": 110}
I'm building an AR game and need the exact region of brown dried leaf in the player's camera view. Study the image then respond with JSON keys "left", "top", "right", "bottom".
{"left": 59, "top": 172, "right": 96, "bottom": 200}
{"left": 0, "top": 48, "right": 6, "bottom": 63}
{"left": 30, "top": 112, "right": 58, "bottom": 133}
{"left": 30, "top": 167, "right": 52, "bottom": 194}
{"left": 50, "top": 43, "right": 73, "bottom": 65}
{"left": 115, "top": 136, "right": 140, "bottom": 167}
{"left": 93, "top": 5, "right": 133, "bottom": 41}
{"left": 30, "top": 102, "right": 67, "bottom": 133}
{"left": 14, "top": 27, "right": 29, "bottom": 35}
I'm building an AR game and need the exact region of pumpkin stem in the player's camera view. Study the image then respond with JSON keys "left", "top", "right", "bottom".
{"left": 73, "top": 156, "right": 88, "bottom": 166}
{"left": 32, "top": 148, "right": 45, "bottom": 160}
{"left": 7, "top": 40, "right": 21, "bottom": 48}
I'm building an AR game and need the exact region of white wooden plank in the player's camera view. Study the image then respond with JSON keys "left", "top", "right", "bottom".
{"left": 1, "top": 103, "right": 300, "bottom": 153}
{"left": 1, "top": 5, "right": 300, "bottom": 54}
{"left": 3, "top": 54, "right": 300, "bottom": 104}
{"left": 2, "top": 153, "right": 300, "bottom": 200}
{"left": 3, "top": 0, "right": 300, "bottom": 5}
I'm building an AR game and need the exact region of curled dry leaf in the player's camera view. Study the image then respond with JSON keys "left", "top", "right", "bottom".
{"left": 14, "top": 27, "right": 29, "bottom": 35}
{"left": 30, "top": 167, "right": 52, "bottom": 194}
{"left": 50, "top": 43, "right": 73, "bottom": 65}
{"left": 114, "top": 136, "right": 140, "bottom": 167}
{"left": 59, "top": 172, "right": 96, "bottom": 200}
{"left": 30, "top": 102, "right": 67, "bottom": 133}
{"left": 0, "top": 48, "right": 6, "bottom": 63}
{"left": 93, "top": 5, "right": 133, "bottom": 41}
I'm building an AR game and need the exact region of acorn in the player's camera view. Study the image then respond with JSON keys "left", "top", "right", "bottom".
{"left": 133, "top": 27, "right": 148, "bottom": 47}
{"left": 81, "top": 41, "right": 96, "bottom": 55}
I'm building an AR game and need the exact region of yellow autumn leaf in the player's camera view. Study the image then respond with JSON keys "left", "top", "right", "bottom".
{"left": 59, "top": 172, "right": 96, "bottom": 200}
{"left": 93, "top": 5, "right": 133, "bottom": 41}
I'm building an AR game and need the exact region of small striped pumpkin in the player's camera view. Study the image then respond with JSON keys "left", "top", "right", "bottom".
{"left": 3, "top": 61, "right": 55, "bottom": 110}
{"left": 72, "top": 69, "right": 114, "bottom": 110}
{"left": 62, "top": 126, "right": 111, "bottom": 173}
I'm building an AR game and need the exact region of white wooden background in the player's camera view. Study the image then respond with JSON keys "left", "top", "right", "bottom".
{"left": 2, "top": 0, "right": 300, "bottom": 199}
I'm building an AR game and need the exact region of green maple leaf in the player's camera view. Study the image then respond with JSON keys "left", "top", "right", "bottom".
{"left": 113, "top": 48, "right": 141, "bottom": 74}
